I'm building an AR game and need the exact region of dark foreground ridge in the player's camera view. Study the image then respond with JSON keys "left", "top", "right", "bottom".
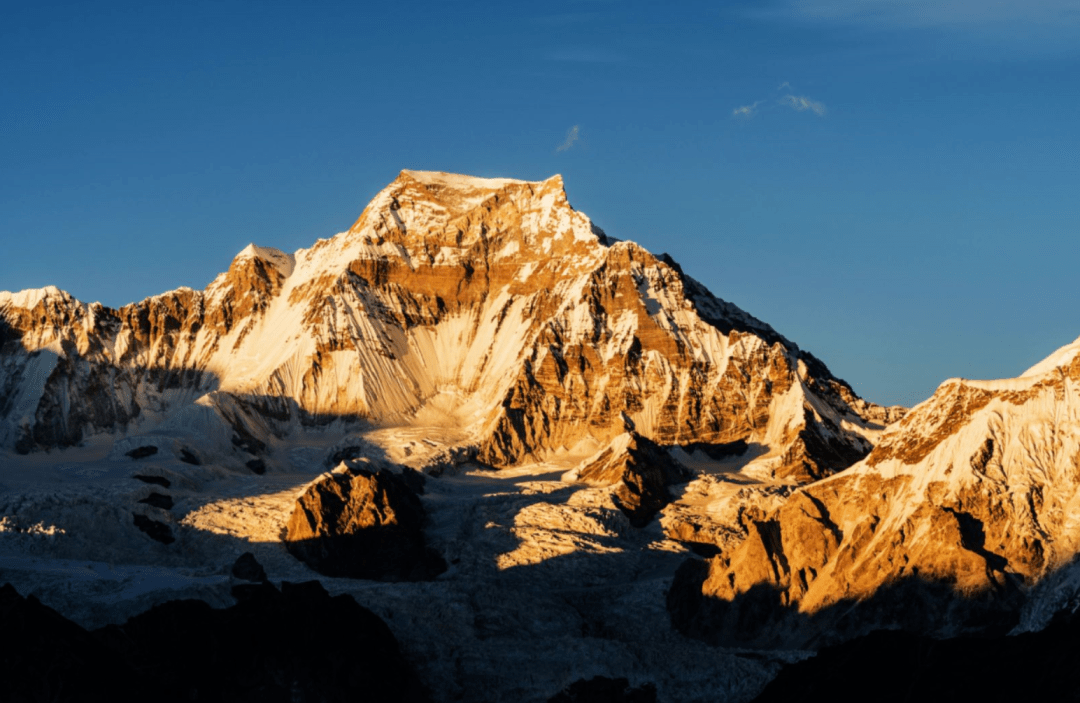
{"left": 0, "top": 580, "right": 428, "bottom": 703}
{"left": 752, "top": 608, "right": 1080, "bottom": 703}
{"left": 548, "top": 676, "right": 658, "bottom": 703}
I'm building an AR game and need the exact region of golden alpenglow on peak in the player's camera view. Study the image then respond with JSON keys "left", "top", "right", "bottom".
{"left": 5, "top": 169, "right": 1079, "bottom": 701}
{"left": 399, "top": 169, "right": 538, "bottom": 189}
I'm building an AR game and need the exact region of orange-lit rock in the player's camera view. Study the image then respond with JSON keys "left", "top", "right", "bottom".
{"left": 671, "top": 344, "right": 1080, "bottom": 645}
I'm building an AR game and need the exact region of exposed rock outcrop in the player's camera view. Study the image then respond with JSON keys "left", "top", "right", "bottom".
{"left": 568, "top": 432, "right": 692, "bottom": 526}
{"left": 231, "top": 552, "right": 268, "bottom": 583}
{"left": 285, "top": 463, "right": 446, "bottom": 580}
{"left": 670, "top": 339, "right": 1080, "bottom": 647}
{"left": 132, "top": 513, "right": 175, "bottom": 544}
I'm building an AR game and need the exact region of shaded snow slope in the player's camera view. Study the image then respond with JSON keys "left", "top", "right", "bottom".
{"left": 0, "top": 430, "right": 791, "bottom": 702}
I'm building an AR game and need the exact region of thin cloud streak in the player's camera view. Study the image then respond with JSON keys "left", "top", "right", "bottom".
{"left": 740, "top": 0, "right": 1080, "bottom": 56}
{"left": 781, "top": 94, "right": 827, "bottom": 116}
{"left": 732, "top": 84, "right": 827, "bottom": 119}
{"left": 556, "top": 125, "right": 581, "bottom": 152}
{"left": 772, "top": 0, "right": 1080, "bottom": 29}
{"left": 732, "top": 101, "right": 763, "bottom": 118}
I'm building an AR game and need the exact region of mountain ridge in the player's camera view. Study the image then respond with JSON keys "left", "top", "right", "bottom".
{"left": 669, "top": 333, "right": 1080, "bottom": 645}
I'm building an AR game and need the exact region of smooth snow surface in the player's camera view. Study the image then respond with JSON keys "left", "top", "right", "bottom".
{"left": 1022, "top": 334, "right": 1080, "bottom": 378}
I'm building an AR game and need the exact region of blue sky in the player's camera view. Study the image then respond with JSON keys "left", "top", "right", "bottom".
{"left": 3, "top": 0, "right": 1079, "bottom": 407}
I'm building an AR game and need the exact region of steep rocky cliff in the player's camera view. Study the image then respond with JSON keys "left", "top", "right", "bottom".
{"left": 671, "top": 336, "right": 1080, "bottom": 646}
{"left": 0, "top": 171, "right": 895, "bottom": 480}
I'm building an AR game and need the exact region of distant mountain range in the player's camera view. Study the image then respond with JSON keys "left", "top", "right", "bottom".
{"left": 3, "top": 170, "right": 1079, "bottom": 701}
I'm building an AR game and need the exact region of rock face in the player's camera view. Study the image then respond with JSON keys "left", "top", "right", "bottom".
{"left": 0, "top": 580, "right": 427, "bottom": 703}
{"left": 671, "top": 337, "right": 1080, "bottom": 646}
{"left": 568, "top": 432, "right": 692, "bottom": 526}
{"left": 285, "top": 464, "right": 446, "bottom": 580}
{"left": 0, "top": 170, "right": 897, "bottom": 482}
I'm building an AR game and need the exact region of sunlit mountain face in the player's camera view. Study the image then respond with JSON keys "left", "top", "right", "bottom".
{"left": 3, "top": 171, "right": 1080, "bottom": 701}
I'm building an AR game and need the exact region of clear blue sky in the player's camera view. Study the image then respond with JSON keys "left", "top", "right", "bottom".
{"left": 3, "top": 0, "right": 1079, "bottom": 407}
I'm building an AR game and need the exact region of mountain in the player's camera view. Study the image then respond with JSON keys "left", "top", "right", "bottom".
{"left": 670, "top": 336, "right": 1080, "bottom": 646}
{"left": 0, "top": 170, "right": 897, "bottom": 482}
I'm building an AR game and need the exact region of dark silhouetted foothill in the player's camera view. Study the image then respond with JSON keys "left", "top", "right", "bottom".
{"left": 0, "top": 581, "right": 428, "bottom": 702}
{"left": 126, "top": 445, "right": 159, "bottom": 459}
{"left": 132, "top": 514, "right": 175, "bottom": 544}
{"left": 232, "top": 552, "right": 267, "bottom": 583}
{"left": 0, "top": 583, "right": 123, "bottom": 702}
{"left": 245, "top": 458, "right": 266, "bottom": 475}
{"left": 178, "top": 449, "right": 201, "bottom": 465}
{"left": 285, "top": 467, "right": 446, "bottom": 581}
{"left": 138, "top": 492, "right": 174, "bottom": 510}
{"left": 133, "top": 474, "right": 171, "bottom": 488}
{"left": 548, "top": 676, "right": 657, "bottom": 703}
{"left": 753, "top": 609, "right": 1080, "bottom": 703}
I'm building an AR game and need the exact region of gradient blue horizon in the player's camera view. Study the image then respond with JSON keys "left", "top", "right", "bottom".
{"left": 3, "top": 0, "right": 1079, "bottom": 408}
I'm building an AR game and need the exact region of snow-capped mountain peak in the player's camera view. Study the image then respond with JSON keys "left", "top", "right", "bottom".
{"left": 0, "top": 171, "right": 895, "bottom": 483}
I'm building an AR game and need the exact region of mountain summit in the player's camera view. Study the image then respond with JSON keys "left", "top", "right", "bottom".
{"left": 0, "top": 170, "right": 897, "bottom": 480}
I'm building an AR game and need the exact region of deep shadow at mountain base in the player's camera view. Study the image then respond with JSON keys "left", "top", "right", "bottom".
{"left": 753, "top": 607, "right": 1080, "bottom": 703}
{"left": 0, "top": 580, "right": 429, "bottom": 703}
{"left": 667, "top": 557, "right": 1023, "bottom": 650}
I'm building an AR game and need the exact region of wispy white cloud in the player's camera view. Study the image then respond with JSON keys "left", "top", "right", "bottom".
{"left": 732, "top": 100, "right": 763, "bottom": 118}
{"left": 732, "top": 84, "right": 827, "bottom": 119}
{"left": 781, "top": 94, "right": 827, "bottom": 116}
{"left": 772, "top": 0, "right": 1080, "bottom": 29}
{"left": 745, "top": 0, "right": 1080, "bottom": 53}
{"left": 556, "top": 125, "right": 581, "bottom": 152}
